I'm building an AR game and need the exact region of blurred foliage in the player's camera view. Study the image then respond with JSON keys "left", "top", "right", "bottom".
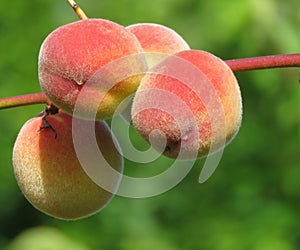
{"left": 0, "top": 0, "right": 299, "bottom": 249}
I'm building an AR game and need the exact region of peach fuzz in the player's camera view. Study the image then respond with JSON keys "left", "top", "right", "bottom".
{"left": 131, "top": 50, "right": 242, "bottom": 159}
{"left": 12, "top": 111, "right": 123, "bottom": 220}
{"left": 38, "top": 19, "right": 147, "bottom": 120}
{"left": 126, "top": 23, "right": 190, "bottom": 68}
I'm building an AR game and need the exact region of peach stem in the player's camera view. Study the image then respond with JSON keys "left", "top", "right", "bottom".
{"left": 225, "top": 53, "right": 300, "bottom": 72}
{"left": 0, "top": 92, "right": 49, "bottom": 110}
{"left": 66, "top": 0, "right": 88, "bottom": 20}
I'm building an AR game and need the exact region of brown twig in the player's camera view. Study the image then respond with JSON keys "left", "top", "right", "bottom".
{"left": 225, "top": 53, "right": 300, "bottom": 72}
{"left": 0, "top": 92, "right": 49, "bottom": 110}
{"left": 66, "top": 0, "right": 88, "bottom": 20}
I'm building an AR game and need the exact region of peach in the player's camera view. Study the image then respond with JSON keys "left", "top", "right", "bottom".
{"left": 127, "top": 23, "right": 190, "bottom": 68}
{"left": 12, "top": 111, "right": 123, "bottom": 220}
{"left": 38, "top": 19, "right": 147, "bottom": 120}
{"left": 131, "top": 50, "right": 242, "bottom": 159}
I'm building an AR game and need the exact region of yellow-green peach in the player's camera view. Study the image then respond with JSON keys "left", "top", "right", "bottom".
{"left": 13, "top": 111, "right": 123, "bottom": 220}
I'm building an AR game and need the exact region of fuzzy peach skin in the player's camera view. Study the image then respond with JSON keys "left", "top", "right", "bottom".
{"left": 127, "top": 23, "right": 190, "bottom": 68}
{"left": 39, "top": 19, "right": 147, "bottom": 120}
{"left": 131, "top": 50, "right": 242, "bottom": 159}
{"left": 12, "top": 111, "right": 123, "bottom": 220}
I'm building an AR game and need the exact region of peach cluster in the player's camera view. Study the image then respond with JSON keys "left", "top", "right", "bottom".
{"left": 13, "top": 17, "right": 242, "bottom": 220}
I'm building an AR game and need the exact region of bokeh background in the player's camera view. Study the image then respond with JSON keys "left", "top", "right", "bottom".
{"left": 0, "top": 0, "right": 299, "bottom": 249}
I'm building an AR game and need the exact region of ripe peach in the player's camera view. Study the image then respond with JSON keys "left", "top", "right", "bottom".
{"left": 12, "top": 111, "right": 123, "bottom": 220}
{"left": 38, "top": 19, "right": 147, "bottom": 120}
{"left": 131, "top": 50, "right": 242, "bottom": 159}
{"left": 127, "top": 23, "right": 190, "bottom": 68}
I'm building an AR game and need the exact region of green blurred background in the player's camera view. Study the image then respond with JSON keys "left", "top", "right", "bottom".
{"left": 0, "top": 0, "right": 299, "bottom": 249}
